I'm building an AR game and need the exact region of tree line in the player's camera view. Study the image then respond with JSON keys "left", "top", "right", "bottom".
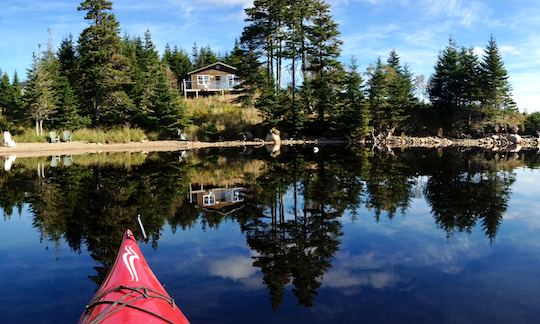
{"left": 0, "top": 0, "right": 237, "bottom": 137}
{"left": 234, "top": 0, "right": 527, "bottom": 138}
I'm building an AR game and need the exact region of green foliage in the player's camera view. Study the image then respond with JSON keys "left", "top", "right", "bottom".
{"left": 191, "top": 43, "right": 219, "bottom": 69}
{"left": 23, "top": 50, "right": 60, "bottom": 134}
{"left": 524, "top": 112, "right": 540, "bottom": 135}
{"left": 335, "top": 58, "right": 369, "bottom": 137}
{"left": 77, "top": 0, "right": 134, "bottom": 126}
{"left": 480, "top": 35, "right": 516, "bottom": 112}
{"left": 149, "top": 68, "right": 188, "bottom": 137}
{"left": 162, "top": 44, "right": 192, "bottom": 88}
{"left": 428, "top": 36, "right": 517, "bottom": 136}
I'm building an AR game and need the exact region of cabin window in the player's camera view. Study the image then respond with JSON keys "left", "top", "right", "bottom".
{"left": 203, "top": 194, "right": 216, "bottom": 206}
{"left": 227, "top": 75, "right": 235, "bottom": 86}
{"left": 197, "top": 75, "right": 210, "bottom": 85}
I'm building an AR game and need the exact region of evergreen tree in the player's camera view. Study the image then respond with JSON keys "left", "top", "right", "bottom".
{"left": 304, "top": 0, "right": 343, "bottom": 125}
{"left": 162, "top": 44, "right": 192, "bottom": 88}
{"left": 122, "top": 36, "right": 145, "bottom": 124}
{"left": 458, "top": 47, "right": 481, "bottom": 109}
{"left": 338, "top": 58, "right": 369, "bottom": 137}
{"left": 77, "top": 0, "right": 134, "bottom": 126}
{"left": 150, "top": 68, "right": 188, "bottom": 137}
{"left": 234, "top": 42, "right": 265, "bottom": 107}
{"left": 428, "top": 38, "right": 461, "bottom": 111}
{"left": 367, "top": 58, "right": 390, "bottom": 131}
{"left": 0, "top": 73, "right": 12, "bottom": 117}
{"left": 223, "top": 39, "right": 243, "bottom": 68}
{"left": 385, "top": 50, "right": 414, "bottom": 129}
{"left": 479, "top": 35, "right": 516, "bottom": 112}
{"left": 57, "top": 34, "right": 79, "bottom": 88}
{"left": 139, "top": 30, "right": 161, "bottom": 126}
{"left": 24, "top": 51, "right": 59, "bottom": 135}
{"left": 10, "top": 71, "right": 24, "bottom": 123}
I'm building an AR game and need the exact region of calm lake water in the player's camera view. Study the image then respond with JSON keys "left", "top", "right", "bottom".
{"left": 1, "top": 147, "right": 540, "bottom": 323}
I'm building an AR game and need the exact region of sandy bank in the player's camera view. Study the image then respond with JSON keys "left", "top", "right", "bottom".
{"left": 0, "top": 139, "right": 342, "bottom": 158}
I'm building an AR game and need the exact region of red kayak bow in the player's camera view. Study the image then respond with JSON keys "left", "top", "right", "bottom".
{"left": 80, "top": 229, "right": 189, "bottom": 324}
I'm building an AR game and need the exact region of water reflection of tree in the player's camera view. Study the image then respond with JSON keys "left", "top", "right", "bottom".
{"left": 0, "top": 153, "right": 195, "bottom": 284}
{"left": 424, "top": 151, "right": 515, "bottom": 241}
{"left": 363, "top": 150, "right": 416, "bottom": 220}
{"left": 0, "top": 148, "right": 527, "bottom": 305}
{"left": 239, "top": 151, "right": 362, "bottom": 308}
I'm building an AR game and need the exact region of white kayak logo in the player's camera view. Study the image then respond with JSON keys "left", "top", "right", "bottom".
{"left": 122, "top": 246, "right": 140, "bottom": 282}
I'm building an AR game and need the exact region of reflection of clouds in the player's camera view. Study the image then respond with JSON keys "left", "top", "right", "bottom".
{"left": 208, "top": 255, "right": 264, "bottom": 290}
{"left": 324, "top": 235, "right": 491, "bottom": 292}
{"left": 323, "top": 269, "right": 399, "bottom": 289}
{"left": 209, "top": 255, "right": 256, "bottom": 280}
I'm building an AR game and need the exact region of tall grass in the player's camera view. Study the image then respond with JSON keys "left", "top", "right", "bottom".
{"left": 72, "top": 127, "right": 147, "bottom": 143}
{"left": 13, "top": 128, "right": 48, "bottom": 143}
{"left": 184, "top": 95, "right": 262, "bottom": 141}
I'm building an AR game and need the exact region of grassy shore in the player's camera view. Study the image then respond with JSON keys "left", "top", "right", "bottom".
{"left": 10, "top": 96, "right": 262, "bottom": 144}
{"left": 13, "top": 127, "right": 147, "bottom": 144}
{"left": 184, "top": 95, "right": 262, "bottom": 141}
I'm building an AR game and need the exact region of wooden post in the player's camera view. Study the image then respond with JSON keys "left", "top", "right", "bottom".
{"left": 183, "top": 80, "right": 187, "bottom": 99}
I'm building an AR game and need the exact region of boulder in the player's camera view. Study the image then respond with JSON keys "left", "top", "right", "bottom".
{"left": 508, "top": 134, "right": 522, "bottom": 144}
{"left": 265, "top": 127, "right": 281, "bottom": 144}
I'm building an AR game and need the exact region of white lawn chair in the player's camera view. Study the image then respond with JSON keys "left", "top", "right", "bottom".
{"left": 3, "top": 131, "right": 16, "bottom": 148}
{"left": 4, "top": 155, "right": 16, "bottom": 171}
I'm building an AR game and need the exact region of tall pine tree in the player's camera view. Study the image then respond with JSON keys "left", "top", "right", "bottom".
{"left": 479, "top": 35, "right": 516, "bottom": 112}
{"left": 77, "top": 0, "right": 134, "bottom": 126}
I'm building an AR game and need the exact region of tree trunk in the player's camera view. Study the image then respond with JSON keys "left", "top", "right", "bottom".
{"left": 39, "top": 120, "right": 43, "bottom": 136}
{"left": 35, "top": 120, "right": 39, "bottom": 136}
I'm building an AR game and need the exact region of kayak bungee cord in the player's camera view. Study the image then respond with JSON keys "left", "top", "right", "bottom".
{"left": 81, "top": 285, "right": 177, "bottom": 324}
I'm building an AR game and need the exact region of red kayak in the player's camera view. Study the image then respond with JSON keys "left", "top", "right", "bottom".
{"left": 79, "top": 229, "right": 189, "bottom": 323}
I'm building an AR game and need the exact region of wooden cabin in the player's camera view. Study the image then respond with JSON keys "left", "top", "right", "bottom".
{"left": 182, "top": 62, "right": 241, "bottom": 98}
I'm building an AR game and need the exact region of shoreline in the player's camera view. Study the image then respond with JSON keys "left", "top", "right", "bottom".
{"left": 0, "top": 139, "right": 344, "bottom": 158}
{"left": 1, "top": 135, "right": 539, "bottom": 158}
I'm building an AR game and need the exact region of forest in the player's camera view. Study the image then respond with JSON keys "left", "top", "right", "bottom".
{"left": 0, "top": 0, "right": 538, "bottom": 141}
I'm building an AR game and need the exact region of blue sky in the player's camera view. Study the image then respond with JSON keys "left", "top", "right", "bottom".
{"left": 1, "top": 0, "right": 539, "bottom": 111}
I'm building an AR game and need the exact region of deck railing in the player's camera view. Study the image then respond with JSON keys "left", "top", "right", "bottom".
{"left": 183, "top": 79, "right": 241, "bottom": 91}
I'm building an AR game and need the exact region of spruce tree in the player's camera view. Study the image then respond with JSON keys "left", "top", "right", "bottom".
{"left": 367, "top": 58, "right": 390, "bottom": 132}
{"left": 428, "top": 38, "right": 461, "bottom": 111}
{"left": 10, "top": 72, "right": 24, "bottom": 123}
{"left": 150, "top": 68, "right": 188, "bottom": 137}
{"left": 479, "top": 35, "right": 516, "bottom": 112}
{"left": 305, "top": 0, "right": 343, "bottom": 124}
{"left": 0, "top": 73, "right": 11, "bottom": 117}
{"left": 162, "top": 44, "right": 192, "bottom": 88}
{"left": 77, "top": 0, "right": 134, "bottom": 126}
{"left": 234, "top": 42, "right": 265, "bottom": 107}
{"left": 24, "top": 51, "right": 59, "bottom": 135}
{"left": 338, "top": 58, "right": 369, "bottom": 137}
{"left": 57, "top": 34, "right": 79, "bottom": 88}
{"left": 385, "top": 50, "right": 414, "bottom": 129}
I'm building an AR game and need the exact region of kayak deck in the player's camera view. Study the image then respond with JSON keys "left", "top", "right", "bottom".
{"left": 80, "top": 230, "right": 189, "bottom": 324}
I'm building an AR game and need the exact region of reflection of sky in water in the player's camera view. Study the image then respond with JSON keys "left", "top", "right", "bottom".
{"left": 1, "top": 168, "right": 540, "bottom": 323}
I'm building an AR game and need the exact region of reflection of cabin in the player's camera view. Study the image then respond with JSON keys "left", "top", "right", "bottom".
{"left": 188, "top": 184, "right": 244, "bottom": 210}
{"left": 182, "top": 62, "right": 242, "bottom": 98}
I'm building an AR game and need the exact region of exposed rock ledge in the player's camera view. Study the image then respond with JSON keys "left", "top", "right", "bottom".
{"left": 373, "top": 134, "right": 540, "bottom": 151}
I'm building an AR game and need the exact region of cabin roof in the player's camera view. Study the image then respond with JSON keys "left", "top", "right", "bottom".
{"left": 187, "top": 61, "right": 237, "bottom": 75}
